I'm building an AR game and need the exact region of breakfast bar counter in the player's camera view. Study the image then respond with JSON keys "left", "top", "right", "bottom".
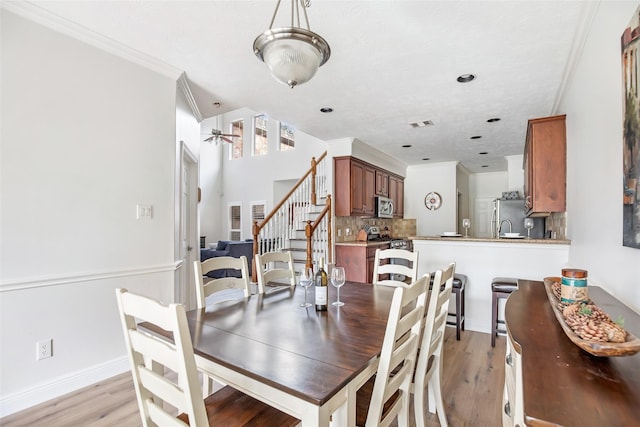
{"left": 412, "top": 236, "right": 570, "bottom": 244}
{"left": 410, "top": 237, "right": 570, "bottom": 334}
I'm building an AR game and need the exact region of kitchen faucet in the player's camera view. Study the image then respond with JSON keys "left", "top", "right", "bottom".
{"left": 499, "top": 219, "right": 513, "bottom": 234}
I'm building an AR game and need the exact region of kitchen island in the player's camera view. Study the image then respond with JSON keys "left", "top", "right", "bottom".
{"left": 410, "top": 236, "right": 570, "bottom": 334}
{"left": 335, "top": 240, "right": 392, "bottom": 283}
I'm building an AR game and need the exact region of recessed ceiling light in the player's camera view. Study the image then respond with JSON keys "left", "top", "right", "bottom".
{"left": 457, "top": 74, "right": 475, "bottom": 83}
{"left": 402, "top": 144, "right": 412, "bottom": 148}
{"left": 422, "top": 158, "right": 430, "bottom": 161}
{"left": 479, "top": 151, "right": 488, "bottom": 155}
{"left": 481, "top": 165, "right": 489, "bottom": 168}
{"left": 320, "top": 107, "right": 333, "bottom": 113}
{"left": 487, "top": 117, "right": 501, "bottom": 123}
{"left": 470, "top": 135, "right": 482, "bottom": 140}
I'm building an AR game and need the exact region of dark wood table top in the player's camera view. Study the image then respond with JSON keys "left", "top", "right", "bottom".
{"left": 184, "top": 281, "right": 395, "bottom": 406}
{"left": 506, "top": 280, "right": 640, "bottom": 426}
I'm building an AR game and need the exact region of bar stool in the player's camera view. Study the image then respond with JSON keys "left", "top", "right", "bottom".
{"left": 491, "top": 277, "right": 518, "bottom": 347}
{"left": 430, "top": 273, "right": 467, "bottom": 340}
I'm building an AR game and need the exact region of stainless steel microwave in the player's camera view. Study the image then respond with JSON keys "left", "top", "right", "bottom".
{"left": 375, "top": 196, "right": 394, "bottom": 218}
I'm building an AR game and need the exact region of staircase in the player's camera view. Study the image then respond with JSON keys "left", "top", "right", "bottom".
{"left": 252, "top": 152, "right": 331, "bottom": 280}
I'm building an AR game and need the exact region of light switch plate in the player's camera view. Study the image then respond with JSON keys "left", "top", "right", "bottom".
{"left": 136, "top": 204, "right": 153, "bottom": 219}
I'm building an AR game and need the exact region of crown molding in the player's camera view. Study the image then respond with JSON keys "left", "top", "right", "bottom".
{"left": 552, "top": 0, "right": 600, "bottom": 114}
{"left": 1, "top": 1, "right": 183, "bottom": 80}
{"left": 178, "top": 73, "right": 203, "bottom": 123}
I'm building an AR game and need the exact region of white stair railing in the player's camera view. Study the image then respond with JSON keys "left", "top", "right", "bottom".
{"left": 252, "top": 152, "right": 329, "bottom": 280}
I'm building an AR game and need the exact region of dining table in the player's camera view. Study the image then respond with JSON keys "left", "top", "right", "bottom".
{"left": 181, "top": 281, "right": 396, "bottom": 427}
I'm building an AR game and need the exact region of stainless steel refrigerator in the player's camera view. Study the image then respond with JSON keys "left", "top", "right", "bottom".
{"left": 491, "top": 199, "right": 545, "bottom": 238}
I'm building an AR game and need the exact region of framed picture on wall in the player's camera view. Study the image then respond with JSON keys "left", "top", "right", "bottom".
{"left": 621, "top": 5, "right": 640, "bottom": 249}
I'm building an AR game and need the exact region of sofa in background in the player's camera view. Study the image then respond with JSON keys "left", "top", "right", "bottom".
{"left": 200, "top": 240, "right": 253, "bottom": 278}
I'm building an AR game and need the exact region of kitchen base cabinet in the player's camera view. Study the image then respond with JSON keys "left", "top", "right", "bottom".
{"left": 335, "top": 243, "right": 390, "bottom": 283}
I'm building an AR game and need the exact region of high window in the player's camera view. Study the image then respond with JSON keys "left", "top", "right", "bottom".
{"left": 230, "top": 119, "right": 243, "bottom": 160}
{"left": 280, "top": 123, "right": 295, "bottom": 151}
{"left": 229, "top": 203, "right": 241, "bottom": 241}
{"left": 253, "top": 114, "right": 268, "bottom": 156}
{"left": 250, "top": 201, "right": 266, "bottom": 226}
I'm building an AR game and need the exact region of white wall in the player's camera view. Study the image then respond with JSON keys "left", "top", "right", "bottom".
{"left": 405, "top": 162, "right": 458, "bottom": 235}
{"left": 505, "top": 154, "right": 524, "bottom": 195}
{"left": 0, "top": 11, "right": 185, "bottom": 415}
{"left": 198, "top": 108, "right": 329, "bottom": 244}
{"left": 559, "top": 1, "right": 640, "bottom": 310}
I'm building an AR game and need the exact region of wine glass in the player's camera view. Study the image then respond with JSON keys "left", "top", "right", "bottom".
{"left": 299, "top": 266, "right": 314, "bottom": 307}
{"left": 524, "top": 218, "right": 534, "bottom": 238}
{"left": 331, "top": 266, "right": 346, "bottom": 307}
{"left": 462, "top": 218, "right": 471, "bottom": 237}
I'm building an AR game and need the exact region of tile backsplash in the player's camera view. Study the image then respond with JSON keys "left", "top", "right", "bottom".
{"left": 334, "top": 217, "right": 417, "bottom": 242}
{"left": 546, "top": 211, "right": 567, "bottom": 240}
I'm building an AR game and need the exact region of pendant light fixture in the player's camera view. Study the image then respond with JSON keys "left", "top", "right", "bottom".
{"left": 253, "top": 0, "right": 331, "bottom": 88}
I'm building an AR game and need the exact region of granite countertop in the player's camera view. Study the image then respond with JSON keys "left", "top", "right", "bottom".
{"left": 335, "top": 240, "right": 395, "bottom": 247}
{"left": 410, "top": 236, "right": 571, "bottom": 245}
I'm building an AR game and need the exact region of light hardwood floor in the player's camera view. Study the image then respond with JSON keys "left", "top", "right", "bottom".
{"left": 1, "top": 329, "right": 506, "bottom": 426}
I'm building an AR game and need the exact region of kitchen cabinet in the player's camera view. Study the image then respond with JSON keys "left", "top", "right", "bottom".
{"left": 335, "top": 242, "right": 390, "bottom": 283}
{"left": 334, "top": 157, "right": 375, "bottom": 216}
{"left": 375, "top": 170, "right": 389, "bottom": 197}
{"left": 523, "top": 115, "right": 566, "bottom": 216}
{"left": 388, "top": 175, "right": 404, "bottom": 217}
{"left": 335, "top": 156, "right": 404, "bottom": 217}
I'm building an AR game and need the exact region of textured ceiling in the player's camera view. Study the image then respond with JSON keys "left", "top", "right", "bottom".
{"left": 26, "top": 0, "right": 591, "bottom": 173}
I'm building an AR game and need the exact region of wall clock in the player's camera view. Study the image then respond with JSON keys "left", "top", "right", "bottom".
{"left": 424, "top": 192, "right": 442, "bottom": 210}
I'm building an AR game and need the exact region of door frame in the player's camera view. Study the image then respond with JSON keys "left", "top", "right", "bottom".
{"left": 177, "top": 141, "right": 199, "bottom": 308}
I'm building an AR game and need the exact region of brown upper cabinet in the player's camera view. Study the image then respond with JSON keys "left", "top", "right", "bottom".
{"left": 388, "top": 174, "right": 404, "bottom": 217}
{"left": 523, "top": 115, "right": 566, "bottom": 216}
{"left": 335, "top": 156, "right": 404, "bottom": 217}
{"left": 335, "top": 157, "right": 375, "bottom": 216}
{"left": 375, "top": 170, "right": 389, "bottom": 197}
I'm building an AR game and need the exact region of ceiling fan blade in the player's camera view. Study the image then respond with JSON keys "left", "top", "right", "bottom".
{"left": 221, "top": 136, "right": 234, "bottom": 144}
{"left": 220, "top": 134, "right": 240, "bottom": 138}
{"left": 204, "top": 136, "right": 215, "bottom": 142}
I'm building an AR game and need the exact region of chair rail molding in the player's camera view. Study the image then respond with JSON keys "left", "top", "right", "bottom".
{"left": 0, "top": 261, "right": 182, "bottom": 293}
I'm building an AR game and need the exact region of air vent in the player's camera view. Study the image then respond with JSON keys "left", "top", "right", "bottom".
{"left": 410, "top": 120, "right": 434, "bottom": 128}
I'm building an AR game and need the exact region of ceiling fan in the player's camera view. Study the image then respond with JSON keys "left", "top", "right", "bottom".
{"left": 203, "top": 128, "right": 240, "bottom": 145}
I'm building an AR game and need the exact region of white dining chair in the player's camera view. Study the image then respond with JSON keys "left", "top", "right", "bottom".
{"left": 193, "top": 256, "right": 251, "bottom": 395}
{"left": 355, "top": 274, "right": 429, "bottom": 427}
{"left": 372, "top": 248, "right": 419, "bottom": 287}
{"left": 412, "top": 262, "right": 455, "bottom": 427}
{"left": 114, "top": 288, "right": 299, "bottom": 427}
{"left": 254, "top": 251, "right": 296, "bottom": 294}
{"left": 193, "top": 256, "right": 251, "bottom": 309}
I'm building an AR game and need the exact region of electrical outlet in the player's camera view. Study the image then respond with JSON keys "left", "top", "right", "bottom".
{"left": 37, "top": 339, "right": 52, "bottom": 360}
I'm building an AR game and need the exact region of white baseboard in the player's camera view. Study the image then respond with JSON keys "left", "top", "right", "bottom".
{"left": 0, "top": 356, "right": 130, "bottom": 418}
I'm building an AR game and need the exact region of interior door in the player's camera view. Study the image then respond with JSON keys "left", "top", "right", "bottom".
{"left": 179, "top": 143, "right": 199, "bottom": 308}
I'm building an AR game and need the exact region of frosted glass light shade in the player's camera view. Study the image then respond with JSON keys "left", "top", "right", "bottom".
{"left": 254, "top": 27, "right": 330, "bottom": 88}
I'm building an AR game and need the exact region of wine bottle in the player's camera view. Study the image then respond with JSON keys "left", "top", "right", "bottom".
{"left": 315, "top": 257, "right": 328, "bottom": 311}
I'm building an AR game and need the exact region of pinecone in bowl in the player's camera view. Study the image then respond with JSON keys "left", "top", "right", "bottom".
{"left": 562, "top": 303, "right": 627, "bottom": 343}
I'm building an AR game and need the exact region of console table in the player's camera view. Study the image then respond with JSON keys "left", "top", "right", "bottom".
{"left": 504, "top": 280, "right": 640, "bottom": 426}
